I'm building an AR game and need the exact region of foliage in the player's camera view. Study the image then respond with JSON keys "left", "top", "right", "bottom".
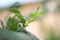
{"left": 6, "top": 17, "right": 19, "bottom": 31}
{"left": 1, "top": 6, "right": 47, "bottom": 32}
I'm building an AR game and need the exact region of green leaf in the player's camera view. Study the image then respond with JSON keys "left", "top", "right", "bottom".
{"left": 47, "top": 30, "right": 58, "bottom": 40}
{"left": 9, "top": 7, "right": 27, "bottom": 28}
{"left": 6, "top": 17, "right": 19, "bottom": 31}
{"left": 16, "top": 14, "right": 26, "bottom": 24}
{"left": 29, "top": 12, "right": 36, "bottom": 22}
{"left": 25, "top": 20, "right": 29, "bottom": 26}
{"left": 9, "top": 7, "right": 20, "bottom": 14}
{"left": 36, "top": 6, "right": 40, "bottom": 11}
{"left": 29, "top": 10, "right": 47, "bottom": 22}
{"left": 9, "top": 7, "right": 26, "bottom": 27}
{"left": 7, "top": 6, "right": 47, "bottom": 30}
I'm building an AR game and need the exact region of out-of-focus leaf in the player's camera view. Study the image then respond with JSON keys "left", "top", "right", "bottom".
{"left": 36, "top": 6, "right": 40, "bottom": 11}
{"left": 9, "top": 8, "right": 20, "bottom": 14}
{"left": 9, "top": 7, "right": 26, "bottom": 27}
{"left": 36, "top": 10, "right": 47, "bottom": 16}
{"left": 25, "top": 20, "right": 29, "bottom": 26}
{"left": 48, "top": 32, "right": 57, "bottom": 40}
{"left": 28, "top": 6, "right": 47, "bottom": 22}
{"left": 16, "top": 14, "right": 26, "bottom": 25}
{"left": 7, "top": 6, "right": 47, "bottom": 31}
{"left": 29, "top": 10, "right": 47, "bottom": 22}
{"left": 29, "top": 12, "right": 36, "bottom": 22}
{"left": 6, "top": 17, "right": 19, "bottom": 31}
{"left": 46, "top": 29, "right": 58, "bottom": 40}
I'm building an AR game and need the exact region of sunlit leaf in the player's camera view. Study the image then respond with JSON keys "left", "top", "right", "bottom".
{"left": 29, "top": 10, "right": 47, "bottom": 22}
